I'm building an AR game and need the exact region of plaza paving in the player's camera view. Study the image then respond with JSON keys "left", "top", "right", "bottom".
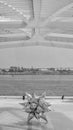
{"left": 0, "top": 98, "right": 73, "bottom": 130}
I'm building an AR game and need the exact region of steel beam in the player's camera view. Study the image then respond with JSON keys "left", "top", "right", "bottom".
{"left": 42, "top": 2, "right": 73, "bottom": 26}
{"left": 0, "top": 40, "right": 73, "bottom": 49}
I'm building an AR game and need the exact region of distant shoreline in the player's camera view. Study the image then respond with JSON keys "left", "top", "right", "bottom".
{"left": 0, "top": 73, "right": 73, "bottom": 75}
{"left": 1, "top": 67, "right": 73, "bottom": 75}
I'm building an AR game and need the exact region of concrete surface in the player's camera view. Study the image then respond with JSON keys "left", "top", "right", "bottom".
{"left": 0, "top": 98, "right": 73, "bottom": 130}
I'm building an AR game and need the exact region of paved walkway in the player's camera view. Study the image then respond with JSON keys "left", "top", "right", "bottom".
{"left": 0, "top": 99, "right": 72, "bottom": 130}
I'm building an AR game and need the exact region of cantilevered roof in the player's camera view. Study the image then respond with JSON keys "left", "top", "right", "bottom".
{"left": 0, "top": 0, "right": 73, "bottom": 49}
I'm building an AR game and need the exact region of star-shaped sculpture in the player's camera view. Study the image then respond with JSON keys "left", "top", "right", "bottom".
{"left": 21, "top": 92, "right": 51, "bottom": 124}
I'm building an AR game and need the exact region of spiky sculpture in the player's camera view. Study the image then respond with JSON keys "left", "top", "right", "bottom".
{"left": 23, "top": 92, "right": 51, "bottom": 123}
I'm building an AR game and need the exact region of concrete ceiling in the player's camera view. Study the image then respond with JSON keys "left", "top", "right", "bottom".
{"left": 0, "top": 0, "right": 73, "bottom": 49}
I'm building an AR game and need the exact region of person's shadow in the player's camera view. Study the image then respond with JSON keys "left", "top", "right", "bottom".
{"left": 27, "top": 121, "right": 40, "bottom": 130}
{"left": 16, "top": 120, "right": 49, "bottom": 130}
{"left": 27, "top": 120, "right": 49, "bottom": 130}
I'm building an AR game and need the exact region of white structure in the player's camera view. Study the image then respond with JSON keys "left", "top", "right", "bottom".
{"left": 0, "top": 0, "right": 73, "bottom": 49}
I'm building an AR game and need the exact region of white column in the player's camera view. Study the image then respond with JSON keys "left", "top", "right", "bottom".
{"left": 33, "top": 0, "right": 41, "bottom": 24}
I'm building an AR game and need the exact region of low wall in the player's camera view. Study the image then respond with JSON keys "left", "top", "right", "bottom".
{"left": 0, "top": 96, "right": 73, "bottom": 100}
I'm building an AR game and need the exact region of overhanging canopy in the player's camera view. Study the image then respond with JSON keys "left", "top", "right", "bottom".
{"left": 0, "top": 0, "right": 73, "bottom": 49}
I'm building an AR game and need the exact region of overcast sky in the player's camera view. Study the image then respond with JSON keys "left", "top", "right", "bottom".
{"left": 0, "top": 46, "right": 73, "bottom": 68}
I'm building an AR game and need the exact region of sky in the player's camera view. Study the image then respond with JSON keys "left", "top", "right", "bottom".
{"left": 0, "top": 46, "right": 73, "bottom": 68}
